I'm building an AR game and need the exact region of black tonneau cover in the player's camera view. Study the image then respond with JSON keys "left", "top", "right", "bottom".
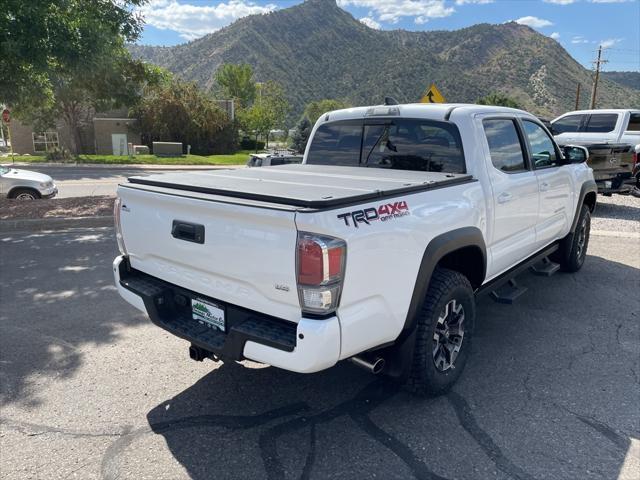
{"left": 127, "top": 164, "right": 473, "bottom": 209}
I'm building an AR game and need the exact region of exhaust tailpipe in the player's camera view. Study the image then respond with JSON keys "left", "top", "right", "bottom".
{"left": 350, "top": 355, "right": 385, "bottom": 374}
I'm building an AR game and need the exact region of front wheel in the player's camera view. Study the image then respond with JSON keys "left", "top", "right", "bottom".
{"left": 552, "top": 205, "right": 591, "bottom": 273}
{"left": 9, "top": 188, "right": 40, "bottom": 200}
{"left": 405, "top": 268, "right": 475, "bottom": 397}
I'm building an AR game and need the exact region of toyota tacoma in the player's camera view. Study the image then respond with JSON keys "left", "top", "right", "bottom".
{"left": 113, "top": 103, "right": 596, "bottom": 395}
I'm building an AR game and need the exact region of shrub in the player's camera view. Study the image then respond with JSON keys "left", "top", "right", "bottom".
{"left": 45, "top": 146, "right": 73, "bottom": 162}
{"left": 240, "top": 137, "right": 265, "bottom": 151}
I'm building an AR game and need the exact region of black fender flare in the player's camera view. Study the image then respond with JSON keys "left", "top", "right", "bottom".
{"left": 570, "top": 180, "right": 597, "bottom": 233}
{"left": 383, "top": 226, "right": 486, "bottom": 378}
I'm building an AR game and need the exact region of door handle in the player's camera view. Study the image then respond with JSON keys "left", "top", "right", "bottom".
{"left": 539, "top": 182, "right": 550, "bottom": 192}
{"left": 497, "top": 192, "right": 513, "bottom": 204}
{"left": 172, "top": 220, "right": 205, "bottom": 244}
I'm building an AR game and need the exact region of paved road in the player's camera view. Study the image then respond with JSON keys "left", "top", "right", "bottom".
{"left": 11, "top": 165, "right": 242, "bottom": 198}
{"left": 1, "top": 227, "right": 639, "bottom": 479}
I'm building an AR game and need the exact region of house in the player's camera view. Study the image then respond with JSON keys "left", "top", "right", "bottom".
{"left": 9, "top": 99, "right": 234, "bottom": 156}
{"left": 9, "top": 109, "right": 140, "bottom": 156}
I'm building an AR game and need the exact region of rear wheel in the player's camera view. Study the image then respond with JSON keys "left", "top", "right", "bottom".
{"left": 552, "top": 205, "right": 591, "bottom": 273}
{"left": 405, "top": 268, "right": 475, "bottom": 396}
{"left": 9, "top": 188, "right": 40, "bottom": 200}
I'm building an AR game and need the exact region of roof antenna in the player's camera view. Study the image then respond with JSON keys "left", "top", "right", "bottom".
{"left": 384, "top": 96, "right": 399, "bottom": 106}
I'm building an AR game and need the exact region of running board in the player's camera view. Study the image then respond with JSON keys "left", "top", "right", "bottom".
{"left": 490, "top": 279, "right": 527, "bottom": 304}
{"left": 476, "top": 242, "right": 560, "bottom": 302}
{"left": 530, "top": 257, "right": 560, "bottom": 277}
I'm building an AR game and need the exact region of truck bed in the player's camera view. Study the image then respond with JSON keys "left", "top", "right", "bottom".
{"left": 127, "top": 164, "right": 473, "bottom": 209}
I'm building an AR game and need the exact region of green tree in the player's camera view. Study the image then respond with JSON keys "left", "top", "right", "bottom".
{"left": 133, "top": 79, "right": 237, "bottom": 155}
{"left": 476, "top": 93, "right": 521, "bottom": 109}
{"left": 0, "top": 0, "right": 146, "bottom": 111}
{"left": 16, "top": 41, "right": 165, "bottom": 155}
{"left": 290, "top": 117, "right": 312, "bottom": 153}
{"left": 240, "top": 81, "right": 289, "bottom": 149}
{"left": 215, "top": 64, "right": 257, "bottom": 109}
{"left": 304, "top": 99, "right": 351, "bottom": 124}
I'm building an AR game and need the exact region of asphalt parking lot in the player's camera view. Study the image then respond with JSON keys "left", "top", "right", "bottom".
{"left": 0, "top": 199, "right": 638, "bottom": 479}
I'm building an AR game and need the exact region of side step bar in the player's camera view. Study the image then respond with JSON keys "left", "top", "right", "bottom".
{"left": 530, "top": 257, "right": 561, "bottom": 277}
{"left": 476, "top": 243, "right": 560, "bottom": 303}
{"left": 490, "top": 279, "right": 527, "bottom": 304}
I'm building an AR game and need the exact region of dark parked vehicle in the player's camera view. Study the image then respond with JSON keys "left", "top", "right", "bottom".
{"left": 246, "top": 152, "right": 303, "bottom": 168}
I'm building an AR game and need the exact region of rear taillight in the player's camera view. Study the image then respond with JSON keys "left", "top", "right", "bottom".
{"left": 296, "top": 232, "right": 346, "bottom": 315}
{"left": 113, "top": 197, "right": 128, "bottom": 256}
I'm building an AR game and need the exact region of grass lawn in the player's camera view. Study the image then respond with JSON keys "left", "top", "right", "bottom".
{"left": 2, "top": 151, "right": 253, "bottom": 165}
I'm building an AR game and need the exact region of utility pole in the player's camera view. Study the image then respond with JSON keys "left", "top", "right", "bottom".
{"left": 590, "top": 45, "right": 608, "bottom": 109}
{"left": 575, "top": 82, "right": 581, "bottom": 110}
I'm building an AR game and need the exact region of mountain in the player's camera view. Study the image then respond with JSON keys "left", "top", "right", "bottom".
{"left": 602, "top": 71, "right": 640, "bottom": 91}
{"left": 129, "top": 0, "right": 640, "bottom": 123}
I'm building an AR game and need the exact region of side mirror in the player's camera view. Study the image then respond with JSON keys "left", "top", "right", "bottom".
{"left": 563, "top": 145, "right": 589, "bottom": 164}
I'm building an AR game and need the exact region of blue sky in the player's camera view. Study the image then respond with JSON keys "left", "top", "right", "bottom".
{"left": 137, "top": 0, "right": 640, "bottom": 72}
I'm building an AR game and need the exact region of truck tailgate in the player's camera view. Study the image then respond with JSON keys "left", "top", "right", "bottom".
{"left": 117, "top": 184, "right": 301, "bottom": 322}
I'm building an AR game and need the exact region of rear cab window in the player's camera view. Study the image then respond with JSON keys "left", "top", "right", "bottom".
{"left": 306, "top": 118, "right": 466, "bottom": 173}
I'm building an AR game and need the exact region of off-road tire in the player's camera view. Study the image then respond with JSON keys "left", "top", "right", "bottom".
{"left": 8, "top": 188, "right": 40, "bottom": 200}
{"left": 552, "top": 205, "right": 591, "bottom": 273}
{"left": 405, "top": 267, "right": 475, "bottom": 397}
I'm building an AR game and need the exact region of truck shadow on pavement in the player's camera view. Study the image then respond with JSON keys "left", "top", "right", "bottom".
{"left": 101, "top": 252, "right": 639, "bottom": 480}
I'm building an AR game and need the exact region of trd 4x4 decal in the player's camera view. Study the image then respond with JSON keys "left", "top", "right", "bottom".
{"left": 337, "top": 201, "right": 410, "bottom": 228}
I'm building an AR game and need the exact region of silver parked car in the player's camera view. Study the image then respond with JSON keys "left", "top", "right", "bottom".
{"left": 0, "top": 165, "right": 58, "bottom": 199}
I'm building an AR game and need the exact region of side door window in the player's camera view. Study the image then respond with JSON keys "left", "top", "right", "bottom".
{"left": 522, "top": 120, "right": 559, "bottom": 169}
{"left": 626, "top": 113, "right": 640, "bottom": 132}
{"left": 482, "top": 118, "right": 528, "bottom": 173}
{"left": 551, "top": 114, "right": 585, "bottom": 134}
{"left": 584, "top": 114, "right": 618, "bottom": 133}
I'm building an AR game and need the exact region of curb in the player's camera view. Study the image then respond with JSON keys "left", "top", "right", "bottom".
{"left": 0, "top": 215, "right": 113, "bottom": 233}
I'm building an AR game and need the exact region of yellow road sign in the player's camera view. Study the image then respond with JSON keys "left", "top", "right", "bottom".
{"left": 420, "top": 84, "right": 446, "bottom": 103}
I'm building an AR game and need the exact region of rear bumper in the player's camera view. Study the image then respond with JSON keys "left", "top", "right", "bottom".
{"left": 596, "top": 174, "right": 633, "bottom": 195}
{"left": 112, "top": 256, "right": 340, "bottom": 373}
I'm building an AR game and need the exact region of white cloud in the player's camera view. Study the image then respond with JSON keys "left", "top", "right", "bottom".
{"left": 600, "top": 38, "right": 622, "bottom": 48}
{"left": 337, "top": 0, "right": 454, "bottom": 24}
{"left": 550, "top": 32, "right": 560, "bottom": 39}
{"left": 543, "top": 0, "right": 577, "bottom": 4}
{"left": 138, "top": 0, "right": 277, "bottom": 40}
{"left": 515, "top": 16, "right": 554, "bottom": 28}
{"left": 571, "top": 35, "right": 589, "bottom": 44}
{"left": 359, "top": 16, "right": 381, "bottom": 29}
{"left": 455, "top": 0, "right": 494, "bottom": 4}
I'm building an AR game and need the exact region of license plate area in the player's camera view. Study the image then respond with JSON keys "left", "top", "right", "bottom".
{"left": 191, "top": 297, "right": 226, "bottom": 332}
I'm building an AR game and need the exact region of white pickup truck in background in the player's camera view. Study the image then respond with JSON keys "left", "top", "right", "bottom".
{"left": 113, "top": 103, "right": 596, "bottom": 395}
{"left": 551, "top": 109, "right": 640, "bottom": 194}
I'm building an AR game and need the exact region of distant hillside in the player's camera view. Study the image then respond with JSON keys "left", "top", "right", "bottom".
{"left": 602, "top": 71, "right": 640, "bottom": 91}
{"left": 129, "top": 0, "right": 640, "bottom": 123}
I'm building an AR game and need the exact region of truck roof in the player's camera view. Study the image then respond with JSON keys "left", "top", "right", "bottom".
{"left": 553, "top": 108, "right": 639, "bottom": 118}
{"left": 322, "top": 103, "right": 531, "bottom": 123}
{"left": 126, "top": 164, "right": 473, "bottom": 210}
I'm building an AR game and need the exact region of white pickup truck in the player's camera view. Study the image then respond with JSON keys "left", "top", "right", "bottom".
{"left": 551, "top": 109, "right": 640, "bottom": 193}
{"left": 113, "top": 103, "right": 596, "bottom": 395}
